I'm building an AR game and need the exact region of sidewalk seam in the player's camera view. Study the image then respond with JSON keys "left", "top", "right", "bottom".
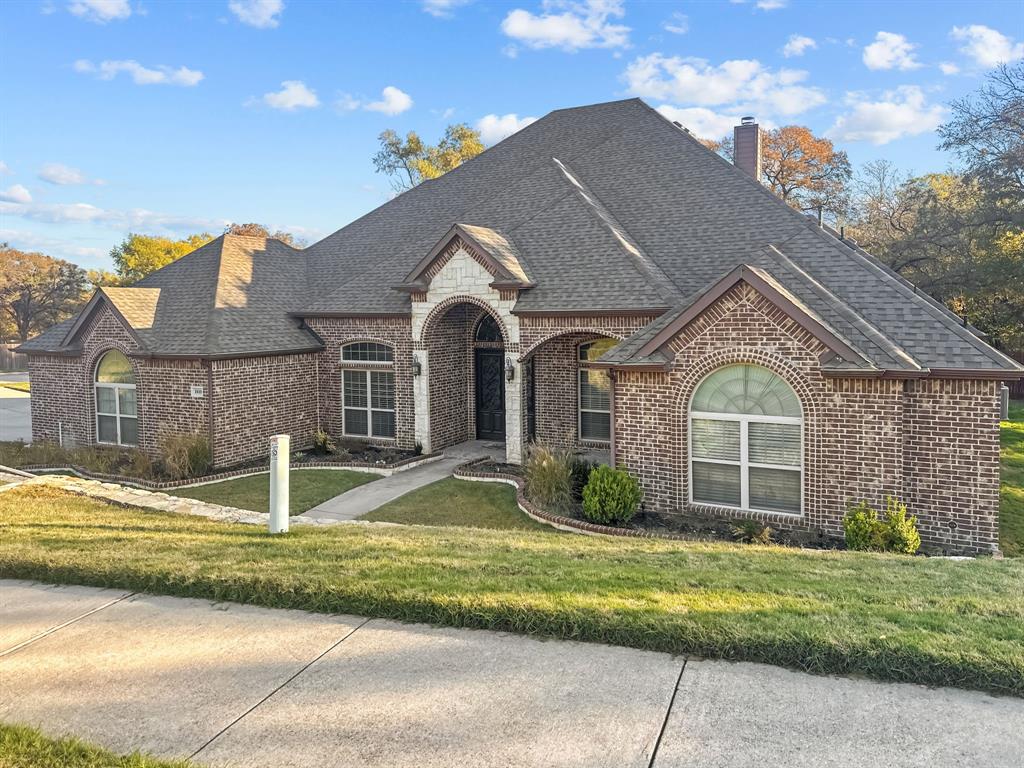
{"left": 647, "top": 658, "right": 687, "bottom": 768}
{"left": 189, "top": 616, "right": 371, "bottom": 759}
{"left": 0, "top": 591, "right": 136, "bottom": 658}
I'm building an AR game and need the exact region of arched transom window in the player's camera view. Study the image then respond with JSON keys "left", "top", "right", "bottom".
{"left": 341, "top": 342, "right": 395, "bottom": 439}
{"left": 578, "top": 338, "right": 617, "bottom": 443}
{"left": 95, "top": 350, "right": 138, "bottom": 446}
{"left": 475, "top": 315, "right": 502, "bottom": 343}
{"left": 689, "top": 364, "right": 802, "bottom": 514}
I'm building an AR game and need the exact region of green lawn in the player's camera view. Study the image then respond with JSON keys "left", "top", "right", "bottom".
{"left": 173, "top": 469, "right": 376, "bottom": 515}
{"left": 2, "top": 485, "right": 1022, "bottom": 695}
{"left": 363, "top": 477, "right": 549, "bottom": 531}
{"left": 0, "top": 723, "right": 194, "bottom": 768}
{"left": 0, "top": 381, "right": 29, "bottom": 393}
{"left": 1001, "top": 401, "right": 1024, "bottom": 557}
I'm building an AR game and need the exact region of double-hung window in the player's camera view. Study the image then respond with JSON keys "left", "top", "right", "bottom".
{"left": 689, "top": 364, "right": 802, "bottom": 514}
{"left": 95, "top": 350, "right": 138, "bottom": 446}
{"left": 578, "top": 339, "right": 616, "bottom": 443}
{"left": 341, "top": 342, "right": 395, "bottom": 439}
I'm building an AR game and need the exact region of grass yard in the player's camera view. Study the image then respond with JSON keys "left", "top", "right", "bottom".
{"left": 0, "top": 381, "right": 30, "bottom": 393}
{"left": 1001, "top": 401, "right": 1024, "bottom": 557}
{"left": 2, "top": 485, "right": 1023, "bottom": 696}
{"left": 363, "top": 477, "right": 549, "bottom": 531}
{"left": 173, "top": 468, "right": 376, "bottom": 514}
{"left": 0, "top": 723, "right": 193, "bottom": 768}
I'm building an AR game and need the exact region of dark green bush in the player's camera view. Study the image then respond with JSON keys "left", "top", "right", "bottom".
{"left": 844, "top": 496, "right": 920, "bottom": 554}
{"left": 524, "top": 444, "right": 573, "bottom": 514}
{"left": 569, "top": 456, "right": 597, "bottom": 502}
{"left": 159, "top": 433, "right": 212, "bottom": 480}
{"left": 581, "top": 465, "right": 641, "bottom": 526}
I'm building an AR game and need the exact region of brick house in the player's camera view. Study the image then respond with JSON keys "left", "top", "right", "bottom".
{"left": 20, "top": 99, "right": 1022, "bottom": 553}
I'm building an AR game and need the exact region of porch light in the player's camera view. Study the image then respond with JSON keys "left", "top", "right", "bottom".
{"left": 412, "top": 356, "right": 422, "bottom": 377}
{"left": 505, "top": 357, "right": 515, "bottom": 381}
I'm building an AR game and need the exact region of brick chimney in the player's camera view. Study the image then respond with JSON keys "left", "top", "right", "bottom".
{"left": 733, "top": 116, "right": 761, "bottom": 182}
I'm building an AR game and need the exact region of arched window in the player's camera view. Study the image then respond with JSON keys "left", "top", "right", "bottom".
{"left": 578, "top": 338, "right": 617, "bottom": 443}
{"left": 95, "top": 350, "right": 138, "bottom": 446}
{"left": 475, "top": 315, "right": 502, "bottom": 343}
{"left": 340, "top": 342, "right": 395, "bottom": 438}
{"left": 689, "top": 364, "right": 802, "bottom": 514}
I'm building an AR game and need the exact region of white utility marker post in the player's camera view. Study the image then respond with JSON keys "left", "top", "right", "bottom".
{"left": 269, "top": 434, "right": 290, "bottom": 534}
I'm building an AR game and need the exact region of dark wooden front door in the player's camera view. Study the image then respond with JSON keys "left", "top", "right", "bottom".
{"left": 475, "top": 348, "right": 505, "bottom": 440}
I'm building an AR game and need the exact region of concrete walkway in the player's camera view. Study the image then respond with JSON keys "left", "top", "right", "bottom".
{"left": 0, "top": 374, "right": 31, "bottom": 443}
{"left": 1, "top": 580, "right": 1021, "bottom": 767}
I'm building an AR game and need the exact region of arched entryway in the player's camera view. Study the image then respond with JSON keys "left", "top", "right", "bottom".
{"left": 473, "top": 314, "right": 506, "bottom": 441}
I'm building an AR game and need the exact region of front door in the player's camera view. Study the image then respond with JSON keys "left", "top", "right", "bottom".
{"left": 475, "top": 348, "right": 506, "bottom": 440}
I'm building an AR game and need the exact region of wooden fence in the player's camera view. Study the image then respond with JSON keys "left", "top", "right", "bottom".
{"left": 0, "top": 343, "right": 27, "bottom": 372}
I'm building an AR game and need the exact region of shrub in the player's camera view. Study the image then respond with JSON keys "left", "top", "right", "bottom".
{"left": 121, "top": 449, "right": 154, "bottom": 479}
{"left": 582, "top": 465, "right": 642, "bottom": 526}
{"left": 843, "top": 496, "right": 920, "bottom": 554}
{"left": 312, "top": 429, "right": 337, "bottom": 455}
{"left": 0, "top": 440, "right": 68, "bottom": 468}
{"left": 524, "top": 444, "right": 573, "bottom": 514}
{"left": 730, "top": 519, "right": 775, "bottom": 545}
{"left": 159, "top": 433, "right": 212, "bottom": 480}
{"left": 70, "top": 446, "right": 121, "bottom": 476}
{"left": 569, "top": 456, "right": 596, "bottom": 502}
{"left": 884, "top": 495, "right": 921, "bottom": 555}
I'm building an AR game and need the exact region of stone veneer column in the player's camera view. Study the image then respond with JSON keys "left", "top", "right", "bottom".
{"left": 413, "top": 348, "right": 431, "bottom": 453}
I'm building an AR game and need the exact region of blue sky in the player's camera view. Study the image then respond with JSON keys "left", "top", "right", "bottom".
{"left": 1, "top": 0, "right": 1021, "bottom": 270}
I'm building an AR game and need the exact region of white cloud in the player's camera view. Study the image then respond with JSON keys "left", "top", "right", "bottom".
{"left": 0, "top": 161, "right": 11, "bottom": 176}
{"left": 663, "top": 12, "right": 688, "bottom": 35}
{"left": 74, "top": 59, "right": 204, "bottom": 86}
{"left": 38, "top": 162, "right": 103, "bottom": 186}
{"left": 951, "top": 25, "right": 1024, "bottom": 68}
{"left": 623, "top": 53, "right": 826, "bottom": 117}
{"left": 475, "top": 113, "right": 538, "bottom": 145}
{"left": 67, "top": 0, "right": 131, "bottom": 23}
{"left": 228, "top": 0, "right": 284, "bottom": 29}
{"left": 421, "top": 0, "right": 472, "bottom": 17}
{"left": 655, "top": 106, "right": 743, "bottom": 140}
{"left": 0, "top": 185, "right": 32, "bottom": 204}
{"left": 828, "top": 86, "right": 945, "bottom": 145}
{"left": 782, "top": 34, "right": 816, "bottom": 58}
{"left": 755, "top": 0, "right": 787, "bottom": 9}
{"left": 258, "top": 80, "right": 320, "bottom": 110}
{"left": 501, "top": 0, "right": 630, "bottom": 52}
{"left": 939, "top": 61, "right": 960, "bottom": 75}
{"left": 0, "top": 229, "right": 107, "bottom": 261}
{"left": 0, "top": 199, "right": 228, "bottom": 235}
{"left": 862, "top": 31, "right": 920, "bottom": 70}
{"left": 365, "top": 86, "right": 413, "bottom": 115}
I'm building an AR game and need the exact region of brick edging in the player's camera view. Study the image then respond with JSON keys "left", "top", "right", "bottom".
{"left": 12, "top": 452, "right": 444, "bottom": 491}
{"left": 452, "top": 460, "right": 692, "bottom": 541}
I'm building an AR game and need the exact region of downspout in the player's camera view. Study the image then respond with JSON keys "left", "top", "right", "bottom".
{"left": 609, "top": 369, "right": 617, "bottom": 467}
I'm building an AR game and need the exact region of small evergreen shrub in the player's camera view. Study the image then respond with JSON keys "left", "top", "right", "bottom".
{"left": 843, "top": 496, "right": 920, "bottom": 554}
{"left": 312, "top": 429, "right": 337, "bottom": 455}
{"left": 524, "top": 444, "right": 573, "bottom": 514}
{"left": 582, "top": 465, "right": 642, "bottom": 526}
{"left": 159, "top": 433, "right": 212, "bottom": 480}
{"left": 730, "top": 519, "right": 775, "bottom": 545}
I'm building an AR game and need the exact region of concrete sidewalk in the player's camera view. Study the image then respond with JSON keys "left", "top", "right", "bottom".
{"left": 0, "top": 380, "right": 31, "bottom": 443}
{"left": 1, "top": 580, "right": 1021, "bottom": 767}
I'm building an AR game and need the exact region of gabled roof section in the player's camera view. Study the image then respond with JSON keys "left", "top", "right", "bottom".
{"left": 394, "top": 223, "right": 535, "bottom": 293}
{"left": 600, "top": 264, "right": 887, "bottom": 371}
{"left": 60, "top": 287, "right": 155, "bottom": 350}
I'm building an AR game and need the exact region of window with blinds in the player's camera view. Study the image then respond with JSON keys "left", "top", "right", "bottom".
{"left": 689, "top": 364, "right": 802, "bottom": 514}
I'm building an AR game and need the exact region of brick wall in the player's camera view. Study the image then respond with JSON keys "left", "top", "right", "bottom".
{"left": 424, "top": 304, "right": 475, "bottom": 450}
{"left": 305, "top": 316, "right": 415, "bottom": 449}
{"left": 612, "top": 281, "right": 1001, "bottom": 554}
{"left": 530, "top": 332, "right": 603, "bottom": 449}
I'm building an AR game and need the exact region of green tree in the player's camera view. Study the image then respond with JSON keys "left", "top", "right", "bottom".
{"left": 373, "top": 123, "right": 484, "bottom": 191}
{"left": 224, "top": 222, "right": 302, "bottom": 246}
{"left": 110, "top": 233, "right": 213, "bottom": 284}
{"left": 0, "top": 244, "right": 89, "bottom": 342}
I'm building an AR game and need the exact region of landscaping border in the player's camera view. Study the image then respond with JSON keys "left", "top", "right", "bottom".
{"left": 454, "top": 459, "right": 691, "bottom": 541}
{"left": 8, "top": 452, "right": 445, "bottom": 491}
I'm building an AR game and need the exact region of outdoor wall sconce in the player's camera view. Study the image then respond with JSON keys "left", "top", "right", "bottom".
{"left": 505, "top": 357, "right": 515, "bottom": 381}
{"left": 412, "top": 356, "right": 422, "bottom": 377}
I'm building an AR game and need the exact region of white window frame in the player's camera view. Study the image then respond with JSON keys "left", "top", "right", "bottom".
{"left": 94, "top": 355, "right": 138, "bottom": 447}
{"left": 341, "top": 342, "right": 395, "bottom": 440}
{"left": 688, "top": 406, "right": 803, "bottom": 515}
{"left": 578, "top": 341, "right": 613, "bottom": 445}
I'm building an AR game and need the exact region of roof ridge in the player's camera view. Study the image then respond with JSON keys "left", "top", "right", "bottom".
{"left": 551, "top": 156, "right": 683, "bottom": 305}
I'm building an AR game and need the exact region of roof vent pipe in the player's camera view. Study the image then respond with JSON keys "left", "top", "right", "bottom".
{"left": 733, "top": 117, "right": 761, "bottom": 182}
